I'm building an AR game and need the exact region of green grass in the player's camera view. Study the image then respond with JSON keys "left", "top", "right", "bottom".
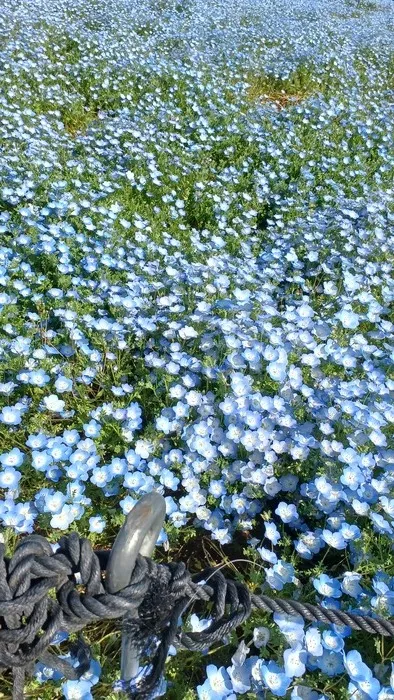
{"left": 246, "top": 64, "right": 316, "bottom": 108}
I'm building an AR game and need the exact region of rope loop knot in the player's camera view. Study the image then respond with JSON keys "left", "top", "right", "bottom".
{"left": 0, "top": 532, "right": 145, "bottom": 698}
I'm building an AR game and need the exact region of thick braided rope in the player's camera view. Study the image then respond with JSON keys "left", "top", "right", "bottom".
{"left": 0, "top": 534, "right": 159, "bottom": 699}
{"left": 176, "top": 572, "right": 394, "bottom": 652}
{"left": 1, "top": 534, "right": 394, "bottom": 700}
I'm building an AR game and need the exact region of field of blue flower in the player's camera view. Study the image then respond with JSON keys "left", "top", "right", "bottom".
{"left": 1, "top": 0, "right": 394, "bottom": 697}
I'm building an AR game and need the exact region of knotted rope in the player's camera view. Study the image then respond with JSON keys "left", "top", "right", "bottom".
{"left": 1, "top": 532, "right": 394, "bottom": 699}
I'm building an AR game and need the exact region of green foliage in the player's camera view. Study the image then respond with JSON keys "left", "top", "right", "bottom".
{"left": 246, "top": 63, "right": 317, "bottom": 106}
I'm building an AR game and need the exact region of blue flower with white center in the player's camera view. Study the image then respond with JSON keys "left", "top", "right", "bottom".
{"left": 43, "top": 394, "right": 65, "bottom": 413}
{"left": 55, "top": 376, "right": 73, "bottom": 393}
{"left": 341, "top": 572, "right": 363, "bottom": 598}
{"left": 28, "top": 369, "right": 50, "bottom": 387}
{"left": 340, "top": 522, "right": 361, "bottom": 542}
{"left": 257, "top": 660, "right": 291, "bottom": 696}
{"left": 83, "top": 420, "right": 101, "bottom": 438}
{"left": 196, "top": 679, "right": 229, "bottom": 700}
{"left": 275, "top": 501, "right": 299, "bottom": 524}
{"left": 50, "top": 504, "right": 75, "bottom": 530}
{"left": 340, "top": 464, "right": 365, "bottom": 490}
{"left": 322, "top": 630, "right": 344, "bottom": 653}
{"left": 269, "top": 560, "right": 295, "bottom": 590}
{"left": 291, "top": 687, "right": 321, "bottom": 700}
{"left": 370, "top": 513, "right": 393, "bottom": 536}
{"left": 0, "top": 382, "right": 16, "bottom": 396}
{"left": 283, "top": 644, "right": 307, "bottom": 678}
{"left": 267, "top": 360, "right": 287, "bottom": 383}
{"left": 44, "top": 491, "right": 67, "bottom": 514}
{"left": 257, "top": 546, "right": 278, "bottom": 565}
{"left": 61, "top": 679, "right": 93, "bottom": 700}
{"left": 264, "top": 521, "right": 281, "bottom": 545}
{"left": 316, "top": 650, "right": 344, "bottom": 676}
{"left": 63, "top": 430, "right": 80, "bottom": 446}
{"left": 88, "top": 516, "right": 106, "bottom": 533}
{"left": 321, "top": 529, "right": 347, "bottom": 550}
{"left": 0, "top": 405, "right": 22, "bottom": 425}
{"left": 199, "top": 665, "right": 233, "bottom": 699}
{"left": 344, "top": 650, "right": 374, "bottom": 683}
{"left": 189, "top": 614, "right": 212, "bottom": 633}
{"left": 0, "top": 448, "right": 24, "bottom": 468}
{"left": 252, "top": 626, "right": 270, "bottom": 649}
{"left": 34, "top": 661, "right": 63, "bottom": 683}
{"left": 274, "top": 614, "right": 305, "bottom": 647}
{"left": 305, "top": 628, "right": 323, "bottom": 657}
{"left": 90, "top": 466, "right": 111, "bottom": 488}
{"left": 0, "top": 467, "right": 21, "bottom": 490}
{"left": 348, "top": 680, "right": 381, "bottom": 700}
{"left": 336, "top": 307, "right": 360, "bottom": 330}
{"left": 227, "top": 658, "right": 253, "bottom": 693}
{"left": 313, "top": 574, "right": 342, "bottom": 598}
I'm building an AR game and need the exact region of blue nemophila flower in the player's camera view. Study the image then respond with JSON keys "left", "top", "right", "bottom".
{"left": 305, "top": 628, "right": 323, "bottom": 657}
{"left": 341, "top": 465, "right": 364, "bottom": 490}
{"left": 275, "top": 501, "right": 299, "bottom": 524}
{"left": 28, "top": 369, "right": 50, "bottom": 387}
{"left": 50, "top": 504, "right": 75, "bottom": 530}
{"left": 283, "top": 643, "right": 307, "bottom": 677}
{"left": 255, "top": 660, "right": 291, "bottom": 696}
{"left": 336, "top": 307, "right": 360, "bottom": 329}
{"left": 315, "top": 650, "right": 344, "bottom": 676}
{"left": 83, "top": 420, "right": 101, "bottom": 438}
{"left": 34, "top": 662, "right": 63, "bottom": 683}
{"left": 43, "top": 394, "right": 65, "bottom": 413}
{"left": 197, "top": 665, "right": 233, "bottom": 699}
{"left": 0, "top": 467, "right": 22, "bottom": 489}
{"left": 189, "top": 614, "right": 212, "bottom": 633}
{"left": 79, "top": 659, "right": 101, "bottom": 685}
{"left": 370, "top": 513, "right": 393, "bottom": 536}
{"left": 344, "top": 650, "right": 374, "bottom": 683}
{"left": 340, "top": 522, "right": 361, "bottom": 542}
{"left": 227, "top": 658, "right": 253, "bottom": 693}
{"left": 88, "top": 516, "right": 106, "bottom": 533}
{"left": 313, "top": 574, "right": 342, "bottom": 598}
{"left": 267, "top": 360, "right": 287, "bottom": 383}
{"left": 63, "top": 430, "right": 80, "bottom": 446}
{"left": 44, "top": 491, "right": 67, "bottom": 514}
{"left": 266, "top": 560, "right": 295, "bottom": 591}
{"left": 348, "top": 679, "right": 381, "bottom": 699}
{"left": 0, "top": 405, "right": 22, "bottom": 425}
{"left": 341, "top": 572, "right": 363, "bottom": 598}
{"left": 252, "top": 626, "right": 270, "bottom": 649}
{"left": 257, "top": 546, "right": 278, "bottom": 565}
{"left": 55, "top": 376, "right": 73, "bottom": 393}
{"left": 0, "top": 382, "right": 17, "bottom": 396}
{"left": 321, "top": 630, "right": 344, "bottom": 653}
{"left": 0, "top": 448, "right": 24, "bottom": 468}
{"left": 321, "top": 529, "right": 347, "bottom": 550}
{"left": 274, "top": 614, "right": 305, "bottom": 647}
{"left": 264, "top": 521, "right": 281, "bottom": 545}
{"left": 291, "top": 687, "right": 321, "bottom": 700}
{"left": 61, "top": 679, "right": 93, "bottom": 700}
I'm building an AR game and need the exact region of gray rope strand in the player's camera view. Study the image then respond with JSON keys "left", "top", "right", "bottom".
{"left": 1, "top": 533, "right": 394, "bottom": 700}
{"left": 250, "top": 593, "right": 394, "bottom": 637}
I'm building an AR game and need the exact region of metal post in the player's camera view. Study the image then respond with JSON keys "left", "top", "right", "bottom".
{"left": 106, "top": 492, "right": 166, "bottom": 682}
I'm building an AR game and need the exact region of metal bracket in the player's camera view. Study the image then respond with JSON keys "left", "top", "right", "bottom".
{"left": 106, "top": 492, "right": 166, "bottom": 682}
